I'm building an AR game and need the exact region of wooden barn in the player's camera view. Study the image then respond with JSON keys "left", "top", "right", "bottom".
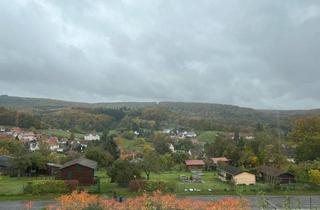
{"left": 185, "top": 160, "right": 205, "bottom": 171}
{"left": 218, "top": 165, "right": 256, "bottom": 185}
{"left": 256, "top": 165, "right": 295, "bottom": 184}
{"left": 58, "top": 158, "right": 97, "bottom": 185}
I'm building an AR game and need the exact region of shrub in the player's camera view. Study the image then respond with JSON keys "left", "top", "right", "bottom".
{"left": 309, "top": 169, "right": 320, "bottom": 185}
{"left": 24, "top": 180, "right": 71, "bottom": 195}
{"left": 129, "top": 180, "right": 146, "bottom": 192}
{"left": 172, "top": 163, "right": 186, "bottom": 171}
{"left": 64, "top": 180, "right": 79, "bottom": 192}
{"left": 52, "top": 191, "right": 249, "bottom": 210}
{"left": 144, "top": 181, "right": 176, "bottom": 192}
{"left": 129, "top": 180, "right": 176, "bottom": 192}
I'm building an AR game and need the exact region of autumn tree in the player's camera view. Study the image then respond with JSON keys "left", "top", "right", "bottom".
{"left": 85, "top": 146, "right": 113, "bottom": 168}
{"left": 153, "top": 133, "right": 171, "bottom": 155}
{"left": 290, "top": 117, "right": 320, "bottom": 142}
{"left": 140, "top": 150, "right": 160, "bottom": 180}
{"left": 101, "top": 131, "right": 120, "bottom": 160}
{"left": 159, "top": 153, "right": 174, "bottom": 171}
{"left": 309, "top": 169, "right": 320, "bottom": 185}
{"left": 107, "top": 159, "right": 141, "bottom": 186}
{"left": 296, "top": 137, "right": 320, "bottom": 161}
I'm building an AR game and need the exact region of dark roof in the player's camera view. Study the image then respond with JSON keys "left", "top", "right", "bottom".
{"left": 256, "top": 165, "right": 294, "bottom": 177}
{"left": 0, "top": 155, "right": 13, "bottom": 167}
{"left": 60, "top": 158, "right": 97, "bottom": 170}
{"left": 219, "top": 165, "right": 242, "bottom": 176}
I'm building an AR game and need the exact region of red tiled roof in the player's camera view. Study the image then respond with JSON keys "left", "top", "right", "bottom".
{"left": 185, "top": 160, "right": 205, "bottom": 166}
{"left": 47, "top": 137, "right": 58, "bottom": 145}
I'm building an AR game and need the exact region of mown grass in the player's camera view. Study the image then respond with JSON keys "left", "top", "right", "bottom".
{"left": 1, "top": 170, "right": 320, "bottom": 201}
{"left": 37, "top": 129, "right": 85, "bottom": 139}
{"left": 121, "top": 138, "right": 145, "bottom": 152}
{"left": 197, "top": 131, "right": 220, "bottom": 143}
{"left": 0, "top": 176, "right": 29, "bottom": 195}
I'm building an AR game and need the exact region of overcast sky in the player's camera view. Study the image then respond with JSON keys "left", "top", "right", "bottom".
{"left": 0, "top": 0, "right": 320, "bottom": 109}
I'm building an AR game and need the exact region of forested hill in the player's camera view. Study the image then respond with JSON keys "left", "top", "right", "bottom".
{"left": 0, "top": 95, "right": 157, "bottom": 110}
{"left": 0, "top": 95, "right": 88, "bottom": 110}
{"left": 1, "top": 95, "right": 320, "bottom": 130}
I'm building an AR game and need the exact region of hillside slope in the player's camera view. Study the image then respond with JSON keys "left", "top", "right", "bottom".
{"left": 1, "top": 95, "right": 320, "bottom": 130}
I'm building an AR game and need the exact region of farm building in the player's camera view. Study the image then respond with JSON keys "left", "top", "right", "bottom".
{"left": 58, "top": 158, "right": 97, "bottom": 185}
{"left": 212, "top": 157, "right": 230, "bottom": 165}
{"left": 0, "top": 155, "right": 14, "bottom": 175}
{"left": 256, "top": 165, "right": 295, "bottom": 184}
{"left": 84, "top": 134, "right": 100, "bottom": 141}
{"left": 46, "top": 163, "right": 62, "bottom": 176}
{"left": 185, "top": 160, "right": 205, "bottom": 171}
{"left": 218, "top": 165, "right": 256, "bottom": 185}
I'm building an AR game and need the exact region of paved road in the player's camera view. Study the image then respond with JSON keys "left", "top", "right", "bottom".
{"left": 0, "top": 195, "right": 319, "bottom": 209}
{"left": 0, "top": 200, "right": 55, "bottom": 210}
{"left": 184, "top": 195, "right": 320, "bottom": 210}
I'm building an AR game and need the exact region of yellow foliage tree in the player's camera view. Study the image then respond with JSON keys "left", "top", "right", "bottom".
{"left": 309, "top": 169, "right": 320, "bottom": 185}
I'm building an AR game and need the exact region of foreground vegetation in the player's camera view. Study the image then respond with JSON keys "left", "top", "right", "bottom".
{"left": 45, "top": 191, "right": 249, "bottom": 210}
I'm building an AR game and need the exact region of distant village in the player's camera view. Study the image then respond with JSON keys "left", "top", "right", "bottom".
{"left": 0, "top": 126, "right": 296, "bottom": 188}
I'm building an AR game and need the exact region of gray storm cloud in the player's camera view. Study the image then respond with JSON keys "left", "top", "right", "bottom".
{"left": 0, "top": 0, "right": 320, "bottom": 109}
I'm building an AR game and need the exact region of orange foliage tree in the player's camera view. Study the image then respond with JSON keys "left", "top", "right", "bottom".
{"left": 49, "top": 191, "right": 249, "bottom": 210}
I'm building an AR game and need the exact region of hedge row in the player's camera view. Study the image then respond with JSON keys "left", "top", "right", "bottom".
{"left": 23, "top": 180, "right": 78, "bottom": 195}
{"left": 129, "top": 180, "right": 176, "bottom": 192}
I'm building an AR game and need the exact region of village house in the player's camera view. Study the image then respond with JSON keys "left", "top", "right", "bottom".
{"left": 84, "top": 133, "right": 100, "bottom": 141}
{"left": 212, "top": 157, "right": 230, "bottom": 165}
{"left": 11, "top": 127, "right": 22, "bottom": 135}
{"left": 18, "top": 132, "right": 36, "bottom": 142}
{"left": 211, "top": 157, "right": 230, "bottom": 169}
{"left": 218, "top": 165, "right": 256, "bottom": 185}
{"left": 256, "top": 165, "right": 295, "bottom": 184}
{"left": 169, "top": 143, "right": 175, "bottom": 153}
{"left": 120, "top": 150, "right": 141, "bottom": 160}
{"left": 162, "top": 128, "right": 171, "bottom": 134}
{"left": 46, "top": 137, "right": 60, "bottom": 151}
{"left": 57, "top": 158, "right": 97, "bottom": 185}
{"left": 29, "top": 141, "right": 39, "bottom": 152}
{"left": 183, "top": 131, "right": 197, "bottom": 138}
{"left": 185, "top": 160, "right": 205, "bottom": 171}
{"left": 0, "top": 132, "right": 11, "bottom": 139}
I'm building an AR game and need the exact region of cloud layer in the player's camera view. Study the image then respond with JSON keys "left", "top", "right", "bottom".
{"left": 1, "top": 0, "right": 320, "bottom": 109}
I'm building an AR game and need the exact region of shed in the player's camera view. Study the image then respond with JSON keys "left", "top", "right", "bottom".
{"left": 211, "top": 157, "right": 230, "bottom": 165}
{"left": 0, "top": 155, "right": 13, "bottom": 175}
{"left": 0, "top": 155, "right": 18, "bottom": 176}
{"left": 46, "top": 163, "right": 62, "bottom": 176}
{"left": 185, "top": 160, "right": 205, "bottom": 171}
{"left": 218, "top": 165, "right": 256, "bottom": 185}
{"left": 256, "top": 165, "right": 295, "bottom": 184}
{"left": 58, "top": 158, "right": 97, "bottom": 185}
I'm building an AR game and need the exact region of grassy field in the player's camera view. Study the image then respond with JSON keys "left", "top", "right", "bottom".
{"left": 197, "top": 131, "right": 220, "bottom": 143}
{"left": 93, "top": 170, "right": 271, "bottom": 196}
{"left": 150, "top": 171, "right": 230, "bottom": 193}
{"left": 0, "top": 176, "right": 30, "bottom": 195}
{"left": 1, "top": 170, "right": 320, "bottom": 200}
{"left": 121, "top": 138, "right": 145, "bottom": 152}
{"left": 38, "top": 129, "right": 85, "bottom": 139}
